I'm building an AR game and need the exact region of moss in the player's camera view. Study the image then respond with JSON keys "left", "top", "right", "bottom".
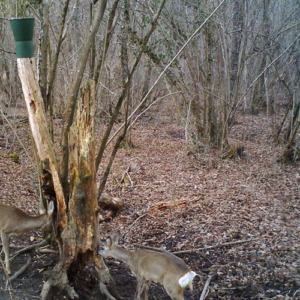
{"left": 9, "top": 152, "right": 20, "bottom": 163}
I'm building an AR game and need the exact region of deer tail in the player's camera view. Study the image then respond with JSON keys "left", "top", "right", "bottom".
{"left": 178, "top": 271, "right": 196, "bottom": 290}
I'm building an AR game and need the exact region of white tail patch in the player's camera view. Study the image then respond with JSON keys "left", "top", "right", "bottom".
{"left": 179, "top": 271, "right": 196, "bottom": 288}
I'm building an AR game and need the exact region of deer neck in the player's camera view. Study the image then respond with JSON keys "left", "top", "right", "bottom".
{"left": 20, "top": 214, "right": 48, "bottom": 232}
{"left": 114, "top": 246, "right": 135, "bottom": 265}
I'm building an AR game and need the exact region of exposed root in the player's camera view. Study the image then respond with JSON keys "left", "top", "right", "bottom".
{"left": 11, "top": 239, "right": 49, "bottom": 258}
{"left": 40, "top": 255, "right": 120, "bottom": 300}
{"left": 278, "top": 145, "right": 299, "bottom": 163}
{"left": 41, "top": 271, "right": 79, "bottom": 300}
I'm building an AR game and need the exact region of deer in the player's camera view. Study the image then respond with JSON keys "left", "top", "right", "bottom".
{"left": 0, "top": 201, "right": 54, "bottom": 274}
{"left": 98, "top": 232, "right": 197, "bottom": 300}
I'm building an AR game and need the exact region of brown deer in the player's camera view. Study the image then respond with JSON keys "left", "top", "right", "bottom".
{"left": 0, "top": 201, "right": 54, "bottom": 274}
{"left": 99, "top": 232, "right": 197, "bottom": 300}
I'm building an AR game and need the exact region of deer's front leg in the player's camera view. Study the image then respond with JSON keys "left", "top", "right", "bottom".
{"left": 1, "top": 232, "right": 11, "bottom": 274}
{"left": 141, "top": 281, "right": 149, "bottom": 300}
{"left": 136, "top": 276, "right": 147, "bottom": 300}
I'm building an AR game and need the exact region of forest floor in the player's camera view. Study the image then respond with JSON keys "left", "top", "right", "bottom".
{"left": 0, "top": 108, "right": 299, "bottom": 300}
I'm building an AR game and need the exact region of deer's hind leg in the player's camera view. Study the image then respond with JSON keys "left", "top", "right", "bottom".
{"left": 1, "top": 232, "right": 11, "bottom": 274}
{"left": 164, "top": 283, "right": 184, "bottom": 300}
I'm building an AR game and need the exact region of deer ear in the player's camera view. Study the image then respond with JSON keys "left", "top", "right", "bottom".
{"left": 111, "top": 231, "right": 120, "bottom": 245}
{"left": 106, "top": 237, "right": 112, "bottom": 247}
{"left": 48, "top": 201, "right": 54, "bottom": 216}
{"left": 39, "top": 206, "right": 46, "bottom": 215}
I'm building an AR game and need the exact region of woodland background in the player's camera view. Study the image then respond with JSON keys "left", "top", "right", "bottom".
{"left": 0, "top": 0, "right": 300, "bottom": 299}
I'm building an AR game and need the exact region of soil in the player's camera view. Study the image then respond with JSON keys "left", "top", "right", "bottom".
{"left": 0, "top": 108, "right": 299, "bottom": 300}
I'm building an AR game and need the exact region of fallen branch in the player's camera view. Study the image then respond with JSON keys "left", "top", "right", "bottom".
{"left": 9, "top": 255, "right": 32, "bottom": 282}
{"left": 11, "top": 240, "right": 49, "bottom": 258}
{"left": 199, "top": 275, "right": 212, "bottom": 300}
{"left": 173, "top": 238, "right": 259, "bottom": 254}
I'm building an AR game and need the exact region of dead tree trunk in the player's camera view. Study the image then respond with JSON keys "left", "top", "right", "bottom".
{"left": 17, "top": 57, "right": 117, "bottom": 299}
{"left": 41, "top": 81, "right": 118, "bottom": 299}
{"left": 41, "top": 80, "right": 100, "bottom": 298}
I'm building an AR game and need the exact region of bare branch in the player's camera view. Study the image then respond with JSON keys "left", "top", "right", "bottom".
{"left": 107, "top": 0, "right": 227, "bottom": 144}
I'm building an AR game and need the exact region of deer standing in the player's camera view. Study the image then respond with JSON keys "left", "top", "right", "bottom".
{"left": 99, "top": 232, "right": 196, "bottom": 300}
{"left": 0, "top": 201, "right": 54, "bottom": 274}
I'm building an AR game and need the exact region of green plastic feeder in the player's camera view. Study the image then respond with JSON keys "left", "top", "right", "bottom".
{"left": 10, "top": 18, "right": 35, "bottom": 58}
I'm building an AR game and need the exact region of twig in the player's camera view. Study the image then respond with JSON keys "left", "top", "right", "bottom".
{"left": 259, "top": 206, "right": 269, "bottom": 215}
{"left": 216, "top": 286, "right": 247, "bottom": 290}
{"left": 125, "top": 214, "right": 147, "bottom": 234}
{"left": 127, "top": 92, "right": 182, "bottom": 132}
{"left": 9, "top": 256, "right": 32, "bottom": 282}
{"left": 173, "top": 238, "right": 259, "bottom": 254}
{"left": 199, "top": 275, "right": 212, "bottom": 300}
{"left": 226, "top": 31, "right": 300, "bottom": 126}
{"left": 294, "top": 288, "right": 300, "bottom": 298}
